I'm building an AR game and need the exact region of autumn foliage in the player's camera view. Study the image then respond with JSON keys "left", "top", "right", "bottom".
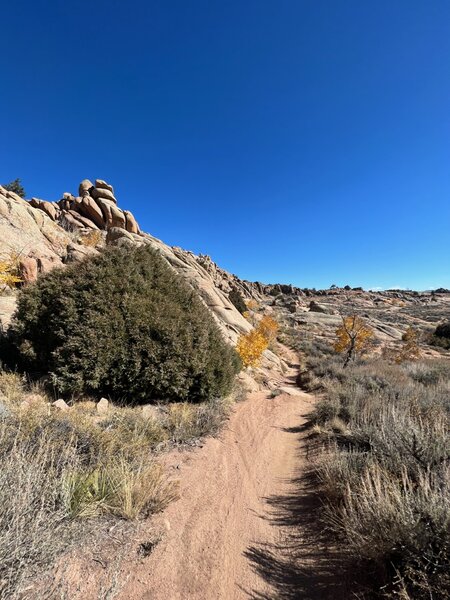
{"left": 384, "top": 326, "right": 421, "bottom": 363}
{"left": 258, "top": 315, "right": 279, "bottom": 342}
{"left": 334, "top": 315, "right": 374, "bottom": 367}
{"left": 0, "top": 254, "right": 22, "bottom": 289}
{"left": 237, "top": 315, "right": 279, "bottom": 368}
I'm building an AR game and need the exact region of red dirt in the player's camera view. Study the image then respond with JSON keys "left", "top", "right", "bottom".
{"left": 116, "top": 356, "right": 317, "bottom": 600}
{"left": 36, "top": 350, "right": 346, "bottom": 599}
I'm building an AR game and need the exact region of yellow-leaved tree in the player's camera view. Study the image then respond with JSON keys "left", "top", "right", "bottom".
{"left": 236, "top": 329, "right": 269, "bottom": 368}
{"left": 0, "top": 254, "right": 22, "bottom": 289}
{"left": 258, "top": 315, "right": 279, "bottom": 342}
{"left": 236, "top": 315, "right": 279, "bottom": 368}
{"left": 334, "top": 315, "right": 374, "bottom": 367}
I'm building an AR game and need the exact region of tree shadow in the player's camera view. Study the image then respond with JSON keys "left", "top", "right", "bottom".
{"left": 242, "top": 427, "right": 372, "bottom": 599}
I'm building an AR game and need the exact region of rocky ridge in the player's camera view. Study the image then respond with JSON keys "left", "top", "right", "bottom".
{"left": 2, "top": 178, "right": 449, "bottom": 354}
{"left": 0, "top": 180, "right": 257, "bottom": 351}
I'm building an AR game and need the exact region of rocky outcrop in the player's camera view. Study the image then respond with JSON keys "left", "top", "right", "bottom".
{"left": 0, "top": 179, "right": 259, "bottom": 347}
{"left": 30, "top": 179, "right": 141, "bottom": 236}
{"left": 0, "top": 185, "right": 71, "bottom": 283}
{"left": 309, "top": 300, "right": 338, "bottom": 315}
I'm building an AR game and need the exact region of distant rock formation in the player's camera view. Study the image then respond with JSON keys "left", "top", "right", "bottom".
{"left": 0, "top": 179, "right": 273, "bottom": 357}
{"left": 29, "top": 178, "right": 141, "bottom": 235}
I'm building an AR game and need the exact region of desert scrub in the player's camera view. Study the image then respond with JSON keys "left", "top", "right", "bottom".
{"left": 0, "top": 430, "right": 76, "bottom": 599}
{"left": 6, "top": 245, "right": 240, "bottom": 403}
{"left": 0, "top": 379, "right": 178, "bottom": 599}
{"left": 302, "top": 340, "right": 450, "bottom": 599}
{"left": 228, "top": 288, "right": 247, "bottom": 315}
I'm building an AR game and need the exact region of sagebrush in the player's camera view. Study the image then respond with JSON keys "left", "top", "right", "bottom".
{"left": 301, "top": 341, "right": 450, "bottom": 599}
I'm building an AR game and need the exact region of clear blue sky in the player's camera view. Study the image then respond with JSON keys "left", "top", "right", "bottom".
{"left": 1, "top": 1, "right": 449, "bottom": 290}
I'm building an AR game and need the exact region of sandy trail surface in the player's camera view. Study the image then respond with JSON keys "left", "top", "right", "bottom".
{"left": 118, "top": 354, "right": 318, "bottom": 600}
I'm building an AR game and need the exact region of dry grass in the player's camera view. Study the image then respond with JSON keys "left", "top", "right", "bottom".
{"left": 0, "top": 431, "right": 76, "bottom": 599}
{"left": 63, "top": 458, "right": 177, "bottom": 520}
{"left": 298, "top": 341, "right": 450, "bottom": 599}
{"left": 0, "top": 370, "right": 241, "bottom": 598}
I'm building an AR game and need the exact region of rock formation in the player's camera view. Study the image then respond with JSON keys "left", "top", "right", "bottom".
{"left": 29, "top": 178, "right": 141, "bottom": 236}
{"left": 0, "top": 185, "right": 71, "bottom": 283}
{"left": 0, "top": 179, "right": 259, "bottom": 350}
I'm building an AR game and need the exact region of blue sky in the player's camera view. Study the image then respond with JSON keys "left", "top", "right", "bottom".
{"left": 1, "top": 1, "right": 449, "bottom": 290}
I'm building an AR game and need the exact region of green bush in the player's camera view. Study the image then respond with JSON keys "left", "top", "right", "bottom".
{"left": 2, "top": 178, "right": 26, "bottom": 198}
{"left": 8, "top": 245, "right": 240, "bottom": 403}
{"left": 435, "top": 322, "right": 450, "bottom": 339}
{"left": 228, "top": 288, "right": 247, "bottom": 314}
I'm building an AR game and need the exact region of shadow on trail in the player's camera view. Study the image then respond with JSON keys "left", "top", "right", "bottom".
{"left": 242, "top": 425, "right": 360, "bottom": 600}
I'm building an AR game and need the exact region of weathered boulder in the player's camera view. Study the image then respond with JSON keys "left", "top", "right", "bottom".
{"left": 19, "top": 257, "right": 38, "bottom": 284}
{"left": 79, "top": 179, "right": 94, "bottom": 197}
{"left": 97, "top": 397, "right": 109, "bottom": 415}
{"left": 52, "top": 399, "right": 70, "bottom": 411}
{"left": 124, "top": 210, "right": 139, "bottom": 234}
{"left": 79, "top": 196, "right": 105, "bottom": 229}
{"left": 66, "top": 243, "right": 99, "bottom": 263}
{"left": 29, "top": 198, "right": 60, "bottom": 221}
{"left": 95, "top": 197, "right": 114, "bottom": 228}
{"left": 110, "top": 205, "right": 126, "bottom": 228}
{"left": 309, "top": 300, "right": 337, "bottom": 315}
{"left": 95, "top": 179, "right": 114, "bottom": 194}
{"left": 67, "top": 210, "right": 99, "bottom": 229}
{"left": 91, "top": 186, "right": 117, "bottom": 204}
{"left": 0, "top": 186, "right": 70, "bottom": 271}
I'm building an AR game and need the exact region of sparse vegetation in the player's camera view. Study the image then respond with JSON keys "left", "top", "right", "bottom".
{"left": 2, "top": 178, "right": 26, "bottom": 198}
{"left": 0, "top": 368, "right": 243, "bottom": 598}
{"left": 228, "top": 288, "right": 247, "bottom": 314}
{"left": 334, "top": 315, "right": 374, "bottom": 366}
{"left": 5, "top": 245, "right": 240, "bottom": 402}
{"left": 80, "top": 229, "right": 103, "bottom": 247}
{"left": 0, "top": 252, "right": 22, "bottom": 290}
{"left": 300, "top": 338, "right": 450, "bottom": 599}
{"left": 429, "top": 322, "right": 450, "bottom": 350}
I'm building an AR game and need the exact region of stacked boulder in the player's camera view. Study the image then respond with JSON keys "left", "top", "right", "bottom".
{"left": 29, "top": 179, "right": 141, "bottom": 235}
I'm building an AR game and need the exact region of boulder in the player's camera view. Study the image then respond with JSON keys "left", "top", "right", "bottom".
{"left": 19, "top": 257, "right": 38, "bottom": 284}
{"left": 97, "top": 397, "right": 109, "bottom": 415}
{"left": 95, "top": 197, "right": 114, "bottom": 228}
{"left": 0, "top": 186, "right": 69, "bottom": 275}
{"left": 67, "top": 210, "right": 99, "bottom": 229}
{"left": 309, "top": 300, "right": 337, "bottom": 315}
{"left": 30, "top": 198, "right": 60, "bottom": 221}
{"left": 95, "top": 179, "right": 114, "bottom": 194}
{"left": 91, "top": 187, "right": 117, "bottom": 204}
{"left": 66, "top": 243, "right": 99, "bottom": 263}
{"left": 110, "top": 205, "right": 126, "bottom": 228}
{"left": 52, "top": 399, "right": 69, "bottom": 411}
{"left": 79, "top": 196, "right": 106, "bottom": 229}
{"left": 238, "top": 371, "right": 261, "bottom": 393}
{"left": 0, "top": 297, "right": 17, "bottom": 331}
{"left": 79, "top": 179, "right": 94, "bottom": 197}
{"left": 37, "top": 256, "right": 61, "bottom": 274}
{"left": 124, "top": 210, "right": 140, "bottom": 234}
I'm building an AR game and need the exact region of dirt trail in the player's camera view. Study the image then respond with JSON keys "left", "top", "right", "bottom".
{"left": 118, "top": 353, "right": 317, "bottom": 600}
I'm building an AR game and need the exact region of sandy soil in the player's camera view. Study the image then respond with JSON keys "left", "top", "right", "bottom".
{"left": 37, "top": 349, "right": 351, "bottom": 599}
{"left": 113, "top": 354, "right": 318, "bottom": 600}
